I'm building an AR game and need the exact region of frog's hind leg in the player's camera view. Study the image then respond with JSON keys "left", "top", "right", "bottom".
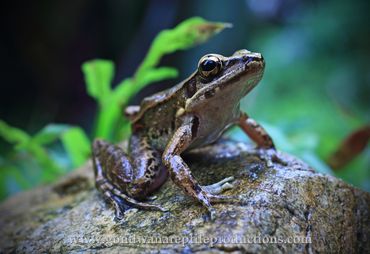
{"left": 95, "top": 178, "right": 130, "bottom": 220}
{"left": 92, "top": 140, "right": 166, "bottom": 220}
{"left": 126, "top": 133, "right": 169, "bottom": 199}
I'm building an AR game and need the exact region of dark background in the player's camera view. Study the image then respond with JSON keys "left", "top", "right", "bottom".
{"left": 0, "top": 0, "right": 369, "bottom": 197}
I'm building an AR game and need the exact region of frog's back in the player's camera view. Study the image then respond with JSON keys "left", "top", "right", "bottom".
{"left": 130, "top": 82, "right": 186, "bottom": 150}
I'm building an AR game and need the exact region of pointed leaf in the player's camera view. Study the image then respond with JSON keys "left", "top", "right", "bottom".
{"left": 0, "top": 120, "right": 29, "bottom": 145}
{"left": 32, "top": 124, "right": 71, "bottom": 145}
{"left": 137, "top": 17, "right": 231, "bottom": 75}
{"left": 61, "top": 127, "right": 91, "bottom": 167}
{"left": 82, "top": 59, "right": 114, "bottom": 104}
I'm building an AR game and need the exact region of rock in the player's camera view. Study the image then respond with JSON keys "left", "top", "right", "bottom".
{"left": 0, "top": 140, "right": 369, "bottom": 253}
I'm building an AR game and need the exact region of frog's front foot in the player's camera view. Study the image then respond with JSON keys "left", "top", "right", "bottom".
{"left": 202, "top": 192, "right": 244, "bottom": 220}
{"left": 251, "top": 148, "right": 288, "bottom": 168}
{"left": 202, "top": 176, "right": 235, "bottom": 195}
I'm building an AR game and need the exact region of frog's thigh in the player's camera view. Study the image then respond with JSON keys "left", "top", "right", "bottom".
{"left": 128, "top": 133, "right": 168, "bottom": 199}
{"left": 238, "top": 112, "right": 275, "bottom": 149}
{"left": 92, "top": 139, "right": 166, "bottom": 219}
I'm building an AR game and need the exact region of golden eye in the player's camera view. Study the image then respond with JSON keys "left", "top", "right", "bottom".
{"left": 198, "top": 55, "right": 222, "bottom": 79}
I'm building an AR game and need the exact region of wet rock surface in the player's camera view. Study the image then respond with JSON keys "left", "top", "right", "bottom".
{"left": 0, "top": 140, "right": 369, "bottom": 253}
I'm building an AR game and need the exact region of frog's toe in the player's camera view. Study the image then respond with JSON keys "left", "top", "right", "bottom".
{"left": 110, "top": 196, "right": 129, "bottom": 221}
{"left": 208, "top": 194, "right": 241, "bottom": 204}
{"left": 146, "top": 195, "right": 158, "bottom": 201}
{"left": 208, "top": 207, "right": 217, "bottom": 221}
{"left": 150, "top": 204, "right": 168, "bottom": 212}
{"left": 271, "top": 152, "right": 289, "bottom": 166}
{"left": 113, "top": 210, "right": 124, "bottom": 221}
{"left": 129, "top": 200, "right": 167, "bottom": 212}
{"left": 251, "top": 148, "right": 288, "bottom": 168}
{"left": 202, "top": 176, "right": 235, "bottom": 195}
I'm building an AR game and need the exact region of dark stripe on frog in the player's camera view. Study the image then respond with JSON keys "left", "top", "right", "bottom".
{"left": 171, "top": 121, "right": 175, "bottom": 131}
{"left": 185, "top": 78, "right": 197, "bottom": 97}
{"left": 191, "top": 116, "right": 200, "bottom": 139}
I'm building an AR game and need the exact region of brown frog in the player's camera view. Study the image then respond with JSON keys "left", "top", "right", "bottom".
{"left": 92, "top": 49, "right": 278, "bottom": 220}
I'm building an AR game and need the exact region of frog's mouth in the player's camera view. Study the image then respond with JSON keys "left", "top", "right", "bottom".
{"left": 241, "top": 56, "right": 265, "bottom": 94}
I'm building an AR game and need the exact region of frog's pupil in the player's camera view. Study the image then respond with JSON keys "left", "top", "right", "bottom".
{"left": 201, "top": 59, "right": 217, "bottom": 71}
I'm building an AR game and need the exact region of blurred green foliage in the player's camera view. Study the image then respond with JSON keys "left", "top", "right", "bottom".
{"left": 0, "top": 120, "right": 87, "bottom": 199}
{"left": 231, "top": 0, "right": 369, "bottom": 191}
{"left": 0, "top": 17, "right": 230, "bottom": 200}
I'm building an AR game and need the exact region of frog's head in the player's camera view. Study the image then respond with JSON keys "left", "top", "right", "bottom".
{"left": 185, "top": 49, "right": 265, "bottom": 111}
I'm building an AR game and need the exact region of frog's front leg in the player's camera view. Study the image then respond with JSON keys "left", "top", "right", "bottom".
{"left": 162, "top": 116, "right": 237, "bottom": 219}
{"left": 92, "top": 138, "right": 167, "bottom": 220}
{"left": 238, "top": 112, "right": 286, "bottom": 166}
{"left": 238, "top": 112, "right": 275, "bottom": 149}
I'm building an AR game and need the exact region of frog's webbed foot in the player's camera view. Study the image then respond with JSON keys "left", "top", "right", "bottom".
{"left": 250, "top": 148, "right": 288, "bottom": 168}
{"left": 111, "top": 187, "right": 167, "bottom": 213}
{"left": 202, "top": 176, "right": 235, "bottom": 195}
{"left": 200, "top": 192, "right": 244, "bottom": 220}
{"left": 96, "top": 179, "right": 167, "bottom": 221}
{"left": 201, "top": 176, "right": 238, "bottom": 219}
{"left": 105, "top": 191, "right": 128, "bottom": 221}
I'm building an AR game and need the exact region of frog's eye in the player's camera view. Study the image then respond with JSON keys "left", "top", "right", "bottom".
{"left": 198, "top": 55, "right": 222, "bottom": 79}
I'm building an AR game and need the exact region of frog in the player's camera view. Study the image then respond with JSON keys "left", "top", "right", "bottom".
{"left": 92, "top": 49, "right": 279, "bottom": 220}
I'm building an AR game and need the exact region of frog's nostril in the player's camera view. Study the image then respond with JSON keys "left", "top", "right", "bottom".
{"left": 244, "top": 56, "right": 254, "bottom": 63}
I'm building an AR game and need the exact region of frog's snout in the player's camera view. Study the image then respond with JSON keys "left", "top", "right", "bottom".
{"left": 256, "top": 53, "right": 265, "bottom": 67}
{"left": 242, "top": 52, "right": 265, "bottom": 70}
{"left": 256, "top": 53, "right": 264, "bottom": 62}
{"left": 243, "top": 52, "right": 263, "bottom": 62}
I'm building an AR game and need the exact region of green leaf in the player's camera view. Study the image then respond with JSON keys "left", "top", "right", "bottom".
{"left": 26, "top": 143, "right": 64, "bottom": 180}
{"left": 61, "top": 127, "right": 91, "bottom": 167}
{"left": 113, "top": 67, "right": 178, "bottom": 105}
{"left": 32, "top": 124, "right": 71, "bottom": 145}
{"left": 94, "top": 102, "right": 122, "bottom": 139}
{"left": 82, "top": 59, "right": 114, "bottom": 105}
{"left": 136, "top": 17, "right": 231, "bottom": 76}
{"left": 0, "top": 120, "right": 65, "bottom": 181}
{"left": 136, "top": 67, "right": 178, "bottom": 88}
{"left": 0, "top": 164, "right": 31, "bottom": 200}
{"left": 0, "top": 119, "right": 30, "bottom": 146}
